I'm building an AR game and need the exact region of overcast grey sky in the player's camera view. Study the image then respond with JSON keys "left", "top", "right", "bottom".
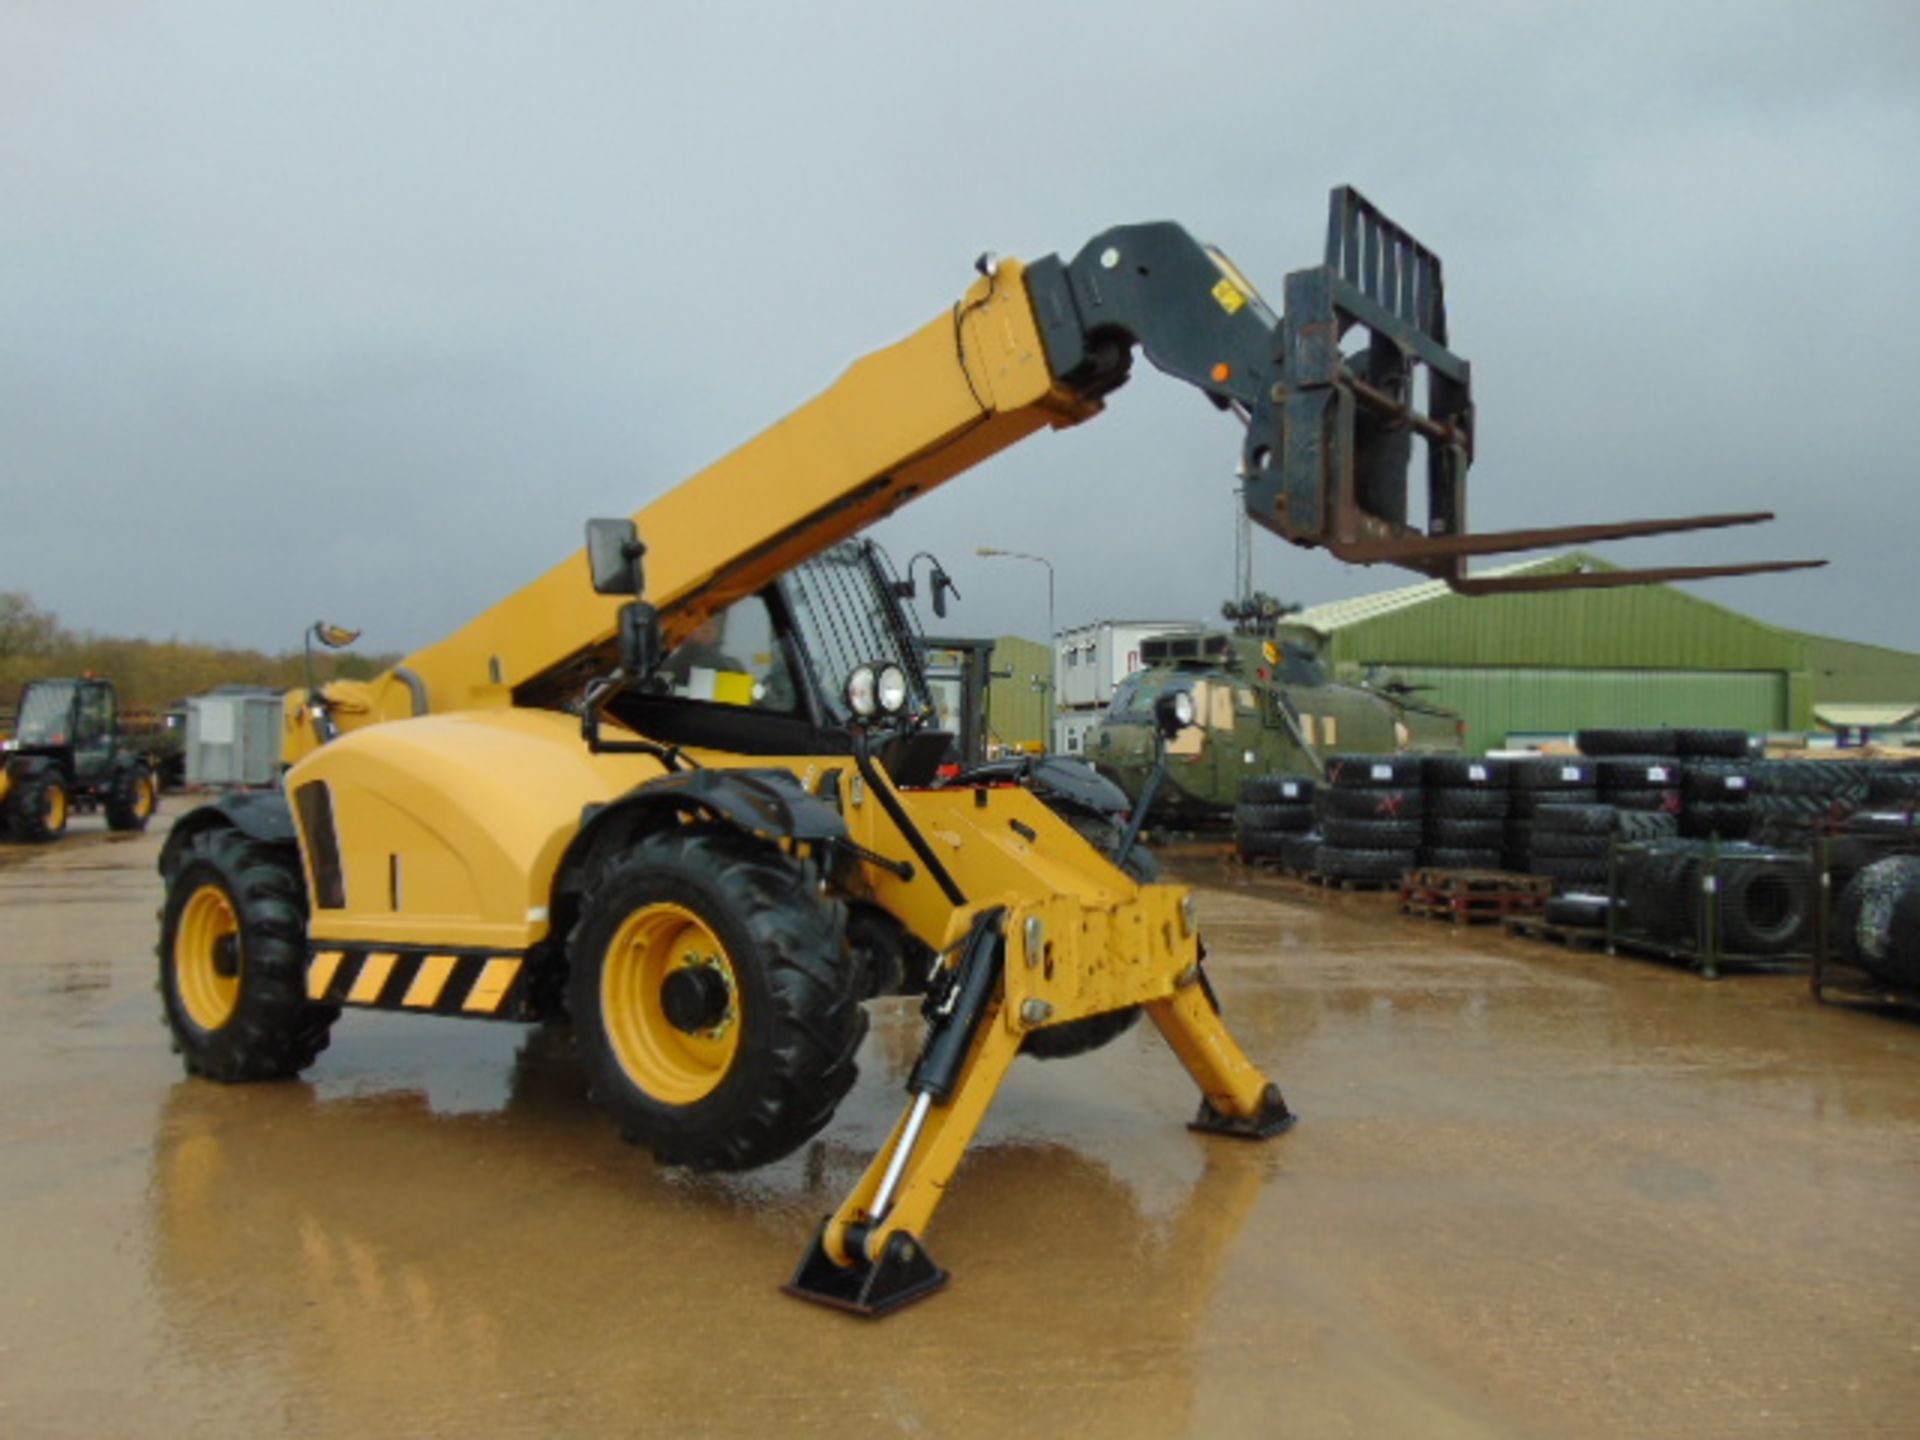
{"left": 3, "top": 1, "right": 1916, "bottom": 658}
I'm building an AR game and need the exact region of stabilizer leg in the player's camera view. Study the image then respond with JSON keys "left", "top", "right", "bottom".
{"left": 1147, "top": 971, "right": 1297, "bottom": 1139}
{"left": 785, "top": 911, "right": 1022, "bottom": 1316}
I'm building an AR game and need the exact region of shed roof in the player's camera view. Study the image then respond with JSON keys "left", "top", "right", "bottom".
{"left": 1289, "top": 554, "right": 1598, "bottom": 634}
{"left": 1814, "top": 703, "right": 1920, "bottom": 730}
{"left": 1283, "top": 552, "right": 1806, "bottom": 673}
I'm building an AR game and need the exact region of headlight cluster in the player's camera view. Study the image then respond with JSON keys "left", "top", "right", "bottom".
{"left": 845, "top": 662, "right": 910, "bottom": 719}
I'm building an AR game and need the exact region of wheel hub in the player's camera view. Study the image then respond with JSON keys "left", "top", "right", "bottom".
{"left": 660, "top": 962, "right": 732, "bottom": 1034}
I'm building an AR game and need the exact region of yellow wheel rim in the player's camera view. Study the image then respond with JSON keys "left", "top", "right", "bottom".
{"left": 175, "top": 884, "right": 242, "bottom": 1032}
{"left": 46, "top": 786, "right": 67, "bottom": 834}
{"left": 135, "top": 776, "right": 156, "bottom": 819}
{"left": 601, "top": 902, "right": 741, "bottom": 1105}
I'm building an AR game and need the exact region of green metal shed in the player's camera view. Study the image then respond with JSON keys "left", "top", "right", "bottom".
{"left": 1282, "top": 553, "right": 1818, "bottom": 751}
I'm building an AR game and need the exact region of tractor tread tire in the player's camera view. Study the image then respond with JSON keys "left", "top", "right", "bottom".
{"left": 1321, "top": 817, "right": 1424, "bottom": 850}
{"left": 1239, "top": 775, "right": 1316, "bottom": 805}
{"left": 1675, "top": 728, "right": 1752, "bottom": 759}
{"left": 1425, "top": 788, "right": 1511, "bottom": 821}
{"left": 7, "top": 772, "right": 69, "bottom": 843}
{"left": 1607, "top": 787, "right": 1683, "bottom": 815}
{"left": 1314, "top": 845, "right": 1415, "bottom": 882}
{"left": 1320, "top": 787, "right": 1424, "bottom": 821}
{"left": 1530, "top": 830, "right": 1613, "bottom": 860}
{"left": 1717, "top": 859, "right": 1810, "bottom": 958}
{"left": 1510, "top": 758, "right": 1596, "bottom": 790}
{"left": 1680, "top": 805, "right": 1753, "bottom": 840}
{"left": 158, "top": 826, "right": 337, "bottom": 1081}
{"left": 106, "top": 764, "right": 157, "bottom": 832}
{"left": 1577, "top": 728, "right": 1680, "bottom": 758}
{"left": 1510, "top": 787, "right": 1601, "bottom": 818}
{"left": 568, "top": 826, "right": 864, "bottom": 1172}
{"left": 1425, "top": 817, "right": 1508, "bottom": 848}
{"left": 1835, "top": 856, "right": 1920, "bottom": 988}
{"left": 1421, "top": 756, "right": 1510, "bottom": 788}
{"left": 1595, "top": 756, "right": 1682, "bottom": 788}
{"left": 1237, "top": 829, "right": 1290, "bottom": 859}
{"left": 1616, "top": 811, "right": 1681, "bottom": 842}
{"left": 1533, "top": 803, "right": 1619, "bottom": 836}
{"left": 1544, "top": 893, "right": 1611, "bottom": 928}
{"left": 1418, "top": 847, "right": 1505, "bottom": 871}
{"left": 1235, "top": 802, "right": 1314, "bottom": 835}
{"left": 1323, "top": 754, "right": 1424, "bottom": 788}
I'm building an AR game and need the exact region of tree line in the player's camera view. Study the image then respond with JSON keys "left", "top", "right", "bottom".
{"left": 0, "top": 592, "right": 398, "bottom": 720}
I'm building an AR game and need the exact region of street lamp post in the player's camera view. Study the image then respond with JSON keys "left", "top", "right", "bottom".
{"left": 977, "top": 547, "right": 1057, "bottom": 748}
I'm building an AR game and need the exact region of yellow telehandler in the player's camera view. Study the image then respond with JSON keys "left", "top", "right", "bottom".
{"left": 155, "top": 187, "right": 1813, "bottom": 1314}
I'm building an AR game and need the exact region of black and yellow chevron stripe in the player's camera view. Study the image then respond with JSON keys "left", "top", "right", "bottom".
{"left": 306, "top": 946, "right": 531, "bottom": 1020}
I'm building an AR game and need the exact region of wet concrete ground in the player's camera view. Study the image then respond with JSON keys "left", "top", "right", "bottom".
{"left": 2, "top": 799, "right": 1917, "bottom": 1438}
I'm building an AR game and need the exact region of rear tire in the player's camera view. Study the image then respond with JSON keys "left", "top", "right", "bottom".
{"left": 158, "top": 827, "right": 336, "bottom": 1080}
{"left": 567, "top": 826, "right": 864, "bottom": 1171}
{"left": 8, "top": 773, "right": 69, "bottom": 842}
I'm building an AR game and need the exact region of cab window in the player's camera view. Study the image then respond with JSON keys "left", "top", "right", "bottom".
{"left": 658, "top": 596, "right": 800, "bottom": 713}
{"left": 75, "top": 686, "right": 113, "bottom": 745}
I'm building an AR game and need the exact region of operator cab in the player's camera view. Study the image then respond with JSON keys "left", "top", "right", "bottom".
{"left": 604, "top": 540, "right": 953, "bottom": 782}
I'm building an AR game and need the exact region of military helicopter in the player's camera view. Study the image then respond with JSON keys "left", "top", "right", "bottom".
{"left": 1085, "top": 593, "right": 1464, "bottom": 825}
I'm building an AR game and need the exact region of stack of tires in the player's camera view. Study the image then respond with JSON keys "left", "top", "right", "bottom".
{"left": 1577, "top": 728, "right": 1684, "bottom": 818}
{"left": 1865, "top": 762, "right": 1920, "bottom": 810}
{"left": 1675, "top": 729, "right": 1756, "bottom": 839}
{"left": 1504, "top": 757, "right": 1598, "bottom": 874}
{"left": 1679, "top": 762, "right": 1754, "bottom": 839}
{"left": 1528, "top": 802, "right": 1617, "bottom": 892}
{"left": 1833, "top": 854, "right": 1920, "bottom": 991}
{"left": 1418, "top": 756, "right": 1509, "bottom": 870}
{"left": 1749, "top": 759, "right": 1870, "bottom": 845}
{"left": 1234, "top": 776, "right": 1316, "bottom": 864}
{"left": 1617, "top": 839, "right": 1810, "bottom": 957}
{"left": 1315, "top": 755, "right": 1423, "bottom": 884}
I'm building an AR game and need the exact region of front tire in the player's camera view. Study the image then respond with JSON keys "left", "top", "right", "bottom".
{"left": 106, "top": 764, "right": 157, "bottom": 832}
{"left": 567, "top": 826, "right": 865, "bottom": 1172}
{"left": 158, "top": 827, "right": 336, "bottom": 1080}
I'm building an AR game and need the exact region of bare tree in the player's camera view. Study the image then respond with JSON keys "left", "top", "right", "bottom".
{"left": 0, "top": 592, "right": 58, "bottom": 662}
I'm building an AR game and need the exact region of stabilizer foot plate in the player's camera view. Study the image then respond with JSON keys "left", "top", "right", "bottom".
{"left": 1189, "top": 1082, "right": 1298, "bottom": 1141}
{"left": 783, "top": 1221, "right": 949, "bottom": 1318}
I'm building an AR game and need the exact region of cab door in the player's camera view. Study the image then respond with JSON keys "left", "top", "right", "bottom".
{"left": 71, "top": 682, "right": 117, "bottom": 788}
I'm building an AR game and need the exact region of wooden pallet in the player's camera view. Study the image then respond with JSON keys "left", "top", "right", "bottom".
{"left": 1301, "top": 869, "right": 1404, "bottom": 893}
{"left": 1503, "top": 914, "right": 1609, "bottom": 952}
{"left": 1400, "top": 868, "right": 1552, "bottom": 925}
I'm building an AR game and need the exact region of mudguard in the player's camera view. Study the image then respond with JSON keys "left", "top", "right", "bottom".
{"left": 158, "top": 790, "right": 297, "bottom": 881}
{"left": 563, "top": 766, "right": 848, "bottom": 892}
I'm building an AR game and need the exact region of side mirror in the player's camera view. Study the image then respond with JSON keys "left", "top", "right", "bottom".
{"left": 1153, "top": 689, "right": 1196, "bottom": 742}
{"left": 311, "top": 621, "right": 361, "bottom": 649}
{"left": 586, "top": 518, "right": 646, "bottom": 596}
{"left": 931, "top": 566, "right": 957, "bottom": 620}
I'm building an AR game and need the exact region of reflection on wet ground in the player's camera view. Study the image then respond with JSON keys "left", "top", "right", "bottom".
{"left": 2, "top": 807, "right": 1917, "bottom": 1437}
